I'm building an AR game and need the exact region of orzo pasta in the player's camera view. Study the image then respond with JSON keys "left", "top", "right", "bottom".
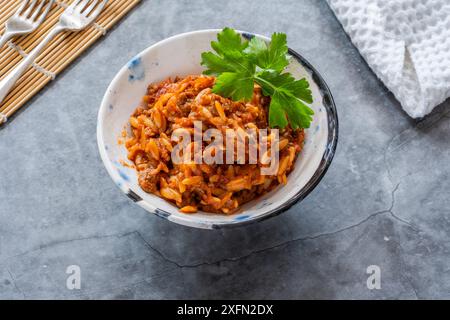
{"left": 125, "top": 75, "right": 304, "bottom": 214}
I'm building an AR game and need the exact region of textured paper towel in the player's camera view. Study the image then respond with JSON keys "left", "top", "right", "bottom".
{"left": 327, "top": 0, "right": 450, "bottom": 118}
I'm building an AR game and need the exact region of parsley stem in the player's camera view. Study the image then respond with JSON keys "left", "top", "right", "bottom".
{"left": 254, "top": 75, "right": 276, "bottom": 95}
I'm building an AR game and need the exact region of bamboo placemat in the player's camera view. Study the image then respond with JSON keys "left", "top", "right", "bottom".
{"left": 0, "top": 0, "right": 141, "bottom": 124}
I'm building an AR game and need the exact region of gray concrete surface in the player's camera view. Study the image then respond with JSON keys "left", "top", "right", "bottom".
{"left": 1, "top": 0, "right": 449, "bottom": 299}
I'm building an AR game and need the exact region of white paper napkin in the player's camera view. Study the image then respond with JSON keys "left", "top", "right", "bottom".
{"left": 327, "top": 0, "right": 450, "bottom": 118}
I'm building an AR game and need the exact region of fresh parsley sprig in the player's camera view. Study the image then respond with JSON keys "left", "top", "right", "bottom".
{"left": 201, "top": 27, "right": 314, "bottom": 129}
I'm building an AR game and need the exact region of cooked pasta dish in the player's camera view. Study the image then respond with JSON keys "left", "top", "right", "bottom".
{"left": 124, "top": 75, "right": 304, "bottom": 214}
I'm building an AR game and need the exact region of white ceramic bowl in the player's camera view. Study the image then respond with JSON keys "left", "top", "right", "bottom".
{"left": 97, "top": 29, "right": 338, "bottom": 229}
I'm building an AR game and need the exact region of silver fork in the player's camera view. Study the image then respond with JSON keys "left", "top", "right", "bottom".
{"left": 0, "top": 0, "right": 55, "bottom": 48}
{"left": 0, "top": 0, "right": 108, "bottom": 104}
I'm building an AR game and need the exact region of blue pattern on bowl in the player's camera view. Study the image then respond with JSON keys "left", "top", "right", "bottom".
{"left": 127, "top": 56, "right": 145, "bottom": 82}
{"left": 234, "top": 215, "right": 251, "bottom": 221}
{"left": 117, "top": 169, "right": 130, "bottom": 182}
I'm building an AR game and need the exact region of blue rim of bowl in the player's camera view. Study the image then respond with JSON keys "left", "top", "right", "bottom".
{"left": 98, "top": 30, "right": 338, "bottom": 229}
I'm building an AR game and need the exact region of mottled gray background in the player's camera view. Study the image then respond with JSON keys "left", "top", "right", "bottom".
{"left": 0, "top": 0, "right": 449, "bottom": 299}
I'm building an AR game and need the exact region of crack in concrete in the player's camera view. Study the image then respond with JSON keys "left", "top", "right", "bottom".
{"left": 135, "top": 184, "right": 413, "bottom": 269}
{"left": 1, "top": 182, "right": 408, "bottom": 276}
{"left": 7, "top": 268, "right": 26, "bottom": 299}
{"left": 0, "top": 185, "right": 422, "bottom": 299}
{"left": 66, "top": 265, "right": 181, "bottom": 299}
{"left": 389, "top": 211, "right": 418, "bottom": 232}
{"left": 0, "top": 185, "right": 419, "bottom": 279}
{"left": 0, "top": 182, "right": 421, "bottom": 300}
{"left": 137, "top": 209, "right": 390, "bottom": 268}
{"left": 384, "top": 126, "right": 417, "bottom": 183}
{"left": 386, "top": 183, "right": 420, "bottom": 233}
{"left": 135, "top": 183, "right": 421, "bottom": 271}
{"left": 381, "top": 185, "right": 422, "bottom": 299}
{"left": 383, "top": 108, "right": 450, "bottom": 184}
{"left": 392, "top": 239, "right": 420, "bottom": 300}
{"left": 0, "top": 231, "right": 137, "bottom": 265}
{"left": 0, "top": 230, "right": 180, "bottom": 299}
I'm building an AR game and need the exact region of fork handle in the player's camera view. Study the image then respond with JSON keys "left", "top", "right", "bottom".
{"left": 0, "top": 32, "right": 13, "bottom": 49}
{"left": 0, "top": 25, "right": 65, "bottom": 104}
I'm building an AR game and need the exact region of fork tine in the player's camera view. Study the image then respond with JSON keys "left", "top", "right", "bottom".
{"left": 68, "top": 0, "right": 83, "bottom": 10}
{"left": 23, "top": 0, "right": 38, "bottom": 17}
{"left": 16, "top": 0, "right": 31, "bottom": 15}
{"left": 86, "top": 0, "right": 107, "bottom": 19}
{"left": 30, "top": 0, "right": 46, "bottom": 21}
{"left": 82, "top": 0, "right": 99, "bottom": 16}
{"left": 32, "top": 0, "right": 55, "bottom": 23}
{"left": 74, "top": 0, "right": 91, "bottom": 13}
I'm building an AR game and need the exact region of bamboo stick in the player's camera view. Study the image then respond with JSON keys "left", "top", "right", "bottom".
{"left": 0, "top": 1, "right": 20, "bottom": 23}
{"left": 41, "top": 1, "right": 133, "bottom": 70}
{"left": 0, "top": 4, "right": 65, "bottom": 73}
{"left": 0, "top": 0, "right": 141, "bottom": 121}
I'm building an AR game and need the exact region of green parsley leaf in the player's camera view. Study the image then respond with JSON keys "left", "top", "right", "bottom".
{"left": 213, "top": 72, "right": 255, "bottom": 101}
{"left": 270, "top": 91, "right": 314, "bottom": 129}
{"left": 211, "top": 27, "right": 248, "bottom": 57}
{"left": 255, "top": 71, "right": 314, "bottom": 129}
{"left": 201, "top": 28, "right": 253, "bottom": 78}
{"left": 256, "top": 71, "right": 312, "bottom": 104}
{"left": 201, "top": 27, "right": 314, "bottom": 129}
{"left": 244, "top": 33, "right": 290, "bottom": 72}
